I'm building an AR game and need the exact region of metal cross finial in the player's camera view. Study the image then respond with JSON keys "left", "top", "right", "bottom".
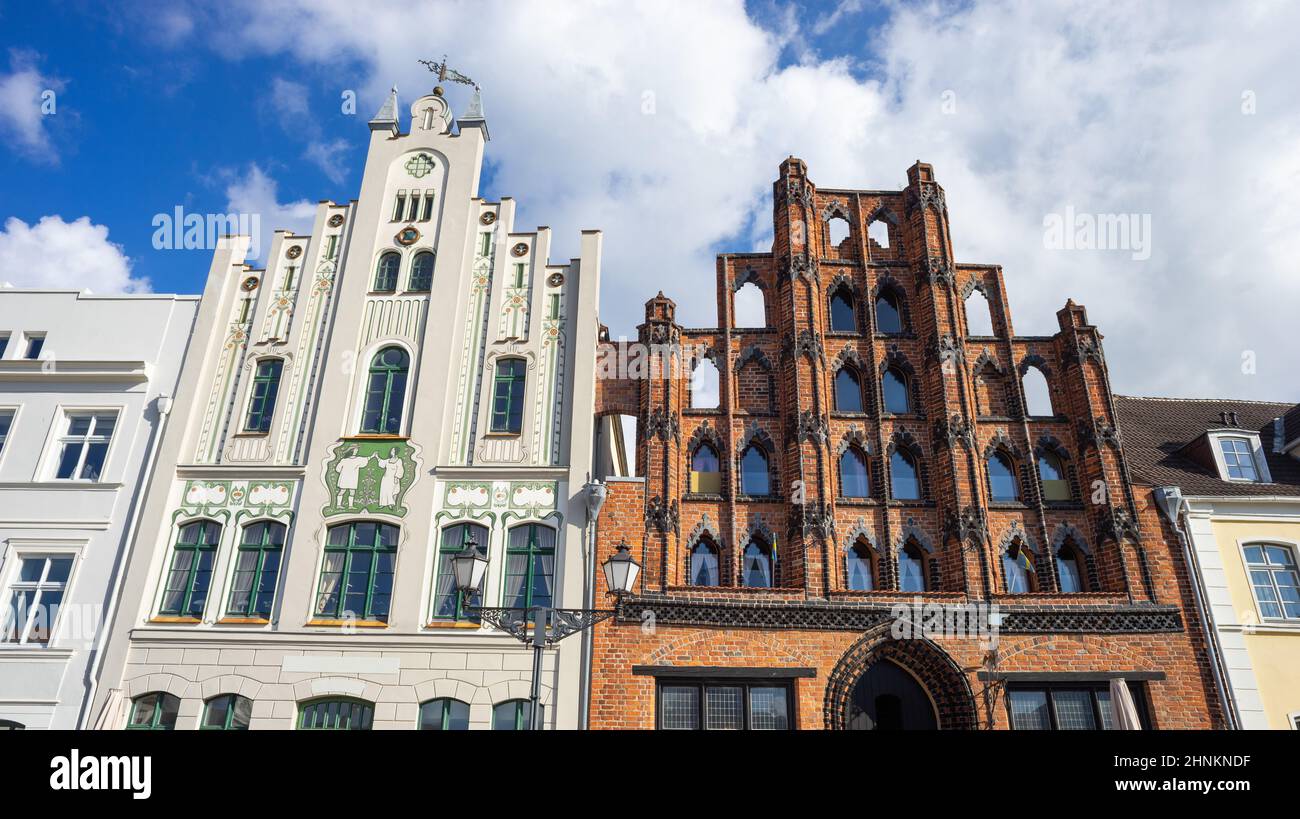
{"left": 418, "top": 55, "right": 478, "bottom": 90}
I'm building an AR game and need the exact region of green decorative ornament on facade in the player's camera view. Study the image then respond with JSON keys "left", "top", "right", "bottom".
{"left": 322, "top": 438, "right": 420, "bottom": 517}
{"left": 405, "top": 153, "right": 435, "bottom": 178}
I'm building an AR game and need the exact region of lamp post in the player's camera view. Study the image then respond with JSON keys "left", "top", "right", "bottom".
{"left": 450, "top": 537, "right": 639, "bottom": 730}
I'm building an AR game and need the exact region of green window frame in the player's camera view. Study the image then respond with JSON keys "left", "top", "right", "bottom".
{"left": 373, "top": 252, "right": 400, "bottom": 292}
{"left": 432, "top": 523, "right": 486, "bottom": 622}
{"left": 127, "top": 692, "right": 179, "bottom": 730}
{"left": 159, "top": 520, "right": 221, "bottom": 617}
{"left": 244, "top": 358, "right": 283, "bottom": 432}
{"left": 298, "top": 697, "right": 374, "bottom": 730}
{"left": 492, "top": 699, "right": 532, "bottom": 730}
{"left": 490, "top": 358, "right": 526, "bottom": 434}
{"left": 503, "top": 524, "right": 555, "bottom": 611}
{"left": 408, "top": 251, "right": 435, "bottom": 291}
{"left": 225, "top": 521, "right": 285, "bottom": 619}
{"left": 419, "top": 698, "right": 470, "bottom": 730}
{"left": 314, "top": 522, "right": 398, "bottom": 622}
{"left": 360, "top": 346, "right": 409, "bottom": 435}
{"left": 201, "top": 694, "right": 252, "bottom": 730}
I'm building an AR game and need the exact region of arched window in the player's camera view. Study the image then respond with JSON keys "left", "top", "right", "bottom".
{"left": 1022, "top": 366, "right": 1054, "bottom": 417}
{"left": 965, "top": 287, "right": 995, "bottom": 336}
{"left": 689, "top": 443, "right": 721, "bottom": 494}
{"left": 202, "top": 694, "right": 252, "bottom": 730}
{"left": 690, "top": 357, "right": 720, "bottom": 409}
{"left": 419, "top": 698, "right": 470, "bottom": 730}
{"left": 490, "top": 358, "right": 527, "bottom": 434}
{"left": 829, "top": 287, "right": 856, "bottom": 332}
{"left": 890, "top": 450, "right": 921, "bottom": 500}
{"left": 733, "top": 282, "right": 766, "bottom": 327}
{"left": 504, "top": 524, "right": 556, "bottom": 610}
{"left": 360, "top": 346, "right": 409, "bottom": 435}
{"left": 408, "top": 251, "right": 435, "bottom": 291}
{"left": 493, "top": 699, "right": 532, "bottom": 730}
{"left": 160, "top": 520, "right": 221, "bottom": 617}
{"left": 689, "top": 538, "right": 720, "bottom": 586}
{"left": 827, "top": 215, "right": 851, "bottom": 247}
{"left": 840, "top": 446, "right": 870, "bottom": 498}
{"left": 875, "top": 291, "right": 902, "bottom": 334}
{"left": 987, "top": 450, "right": 1019, "bottom": 502}
{"left": 742, "top": 539, "right": 774, "bottom": 588}
{"left": 882, "top": 367, "right": 910, "bottom": 414}
{"left": 868, "top": 219, "right": 890, "bottom": 248}
{"left": 1037, "top": 451, "right": 1070, "bottom": 501}
{"left": 1002, "top": 542, "right": 1034, "bottom": 594}
{"left": 1056, "top": 542, "right": 1087, "bottom": 593}
{"left": 127, "top": 692, "right": 179, "bottom": 730}
{"left": 740, "top": 445, "right": 770, "bottom": 496}
{"left": 315, "top": 522, "right": 398, "bottom": 622}
{"left": 1243, "top": 544, "right": 1300, "bottom": 620}
{"left": 244, "top": 358, "right": 283, "bottom": 432}
{"left": 898, "top": 542, "right": 928, "bottom": 592}
{"left": 846, "top": 541, "right": 875, "bottom": 591}
{"left": 298, "top": 697, "right": 374, "bottom": 730}
{"left": 373, "top": 252, "right": 400, "bottom": 292}
{"left": 225, "top": 520, "right": 285, "bottom": 619}
{"left": 433, "top": 522, "right": 488, "bottom": 622}
{"left": 0, "top": 720, "right": 23, "bottom": 730}
{"left": 834, "top": 366, "right": 864, "bottom": 412}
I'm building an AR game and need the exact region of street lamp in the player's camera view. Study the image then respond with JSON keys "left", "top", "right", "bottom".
{"left": 451, "top": 537, "right": 640, "bottom": 730}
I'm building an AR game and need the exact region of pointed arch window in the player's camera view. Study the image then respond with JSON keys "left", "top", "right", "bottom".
{"left": 829, "top": 287, "right": 856, "bottom": 332}
{"left": 689, "top": 442, "right": 722, "bottom": 494}
{"left": 733, "top": 281, "right": 766, "bottom": 328}
{"left": 740, "top": 445, "right": 771, "bottom": 496}
{"left": 1022, "top": 366, "right": 1054, "bottom": 417}
{"left": 373, "top": 252, "right": 400, "bottom": 292}
{"left": 742, "top": 539, "right": 773, "bottom": 588}
{"left": 987, "top": 450, "right": 1019, "bottom": 502}
{"left": 689, "top": 538, "right": 720, "bottom": 587}
{"left": 882, "top": 367, "right": 911, "bottom": 414}
{"left": 360, "top": 346, "right": 409, "bottom": 435}
{"left": 834, "top": 366, "right": 864, "bottom": 413}
{"left": 840, "top": 446, "right": 870, "bottom": 498}
{"left": 1002, "top": 542, "right": 1035, "bottom": 593}
{"left": 225, "top": 520, "right": 285, "bottom": 619}
{"left": 490, "top": 358, "right": 527, "bottom": 434}
{"left": 244, "top": 358, "right": 283, "bottom": 433}
{"left": 1037, "top": 451, "right": 1070, "bottom": 501}
{"left": 504, "top": 524, "right": 556, "bottom": 611}
{"left": 1056, "top": 542, "right": 1086, "bottom": 593}
{"left": 875, "top": 291, "right": 902, "bottom": 334}
{"left": 409, "top": 251, "right": 435, "bottom": 291}
{"left": 846, "top": 541, "right": 875, "bottom": 591}
{"left": 160, "top": 520, "right": 221, "bottom": 618}
{"left": 898, "top": 541, "right": 928, "bottom": 592}
{"left": 965, "top": 287, "right": 995, "bottom": 336}
{"left": 890, "top": 449, "right": 921, "bottom": 500}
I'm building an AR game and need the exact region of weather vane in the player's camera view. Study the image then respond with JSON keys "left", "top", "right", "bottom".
{"left": 418, "top": 55, "right": 478, "bottom": 90}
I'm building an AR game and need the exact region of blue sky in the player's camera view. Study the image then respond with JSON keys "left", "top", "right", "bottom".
{"left": 2, "top": 0, "right": 1298, "bottom": 402}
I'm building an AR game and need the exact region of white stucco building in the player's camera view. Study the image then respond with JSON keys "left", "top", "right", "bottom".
{"left": 86, "top": 82, "right": 604, "bottom": 729}
{"left": 0, "top": 289, "right": 197, "bottom": 729}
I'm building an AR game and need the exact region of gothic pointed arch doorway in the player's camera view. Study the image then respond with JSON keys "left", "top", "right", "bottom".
{"left": 848, "top": 659, "right": 937, "bottom": 730}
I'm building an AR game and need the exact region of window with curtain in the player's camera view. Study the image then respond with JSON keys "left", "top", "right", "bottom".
{"left": 504, "top": 524, "right": 556, "bottom": 610}
{"left": 1037, "top": 451, "right": 1070, "bottom": 501}
{"left": 314, "top": 522, "right": 398, "bottom": 622}
{"left": 127, "top": 692, "right": 179, "bottom": 730}
{"left": 840, "top": 447, "right": 870, "bottom": 498}
{"left": 829, "top": 288, "right": 856, "bottom": 332}
{"left": 202, "top": 694, "right": 252, "bottom": 730}
{"left": 898, "top": 542, "right": 927, "bottom": 592}
{"left": 987, "top": 450, "right": 1019, "bottom": 502}
{"left": 408, "top": 251, "right": 434, "bottom": 291}
{"left": 419, "top": 698, "right": 470, "bottom": 730}
{"left": 742, "top": 539, "right": 773, "bottom": 588}
{"left": 1244, "top": 544, "right": 1300, "bottom": 620}
{"left": 360, "top": 346, "right": 409, "bottom": 435}
{"left": 740, "top": 445, "right": 770, "bottom": 496}
{"left": 493, "top": 699, "right": 532, "bottom": 730}
{"left": 298, "top": 698, "right": 374, "bottom": 730}
{"left": 890, "top": 450, "right": 921, "bottom": 500}
{"left": 159, "top": 520, "right": 221, "bottom": 617}
{"left": 225, "top": 521, "right": 285, "bottom": 619}
{"left": 875, "top": 291, "right": 902, "bottom": 333}
{"left": 244, "top": 359, "right": 283, "bottom": 433}
{"left": 1002, "top": 543, "right": 1034, "bottom": 593}
{"left": 1056, "top": 542, "right": 1086, "bottom": 593}
{"left": 689, "top": 443, "right": 722, "bottom": 494}
{"left": 1007, "top": 684, "right": 1147, "bottom": 730}
{"left": 373, "top": 252, "right": 400, "bottom": 291}
{"left": 834, "top": 366, "right": 864, "bottom": 412}
{"left": 689, "top": 539, "right": 720, "bottom": 586}
{"left": 846, "top": 542, "right": 874, "bottom": 591}
{"left": 431, "top": 522, "right": 486, "bottom": 622}
{"left": 882, "top": 367, "right": 910, "bottom": 413}
{"left": 490, "top": 359, "right": 527, "bottom": 434}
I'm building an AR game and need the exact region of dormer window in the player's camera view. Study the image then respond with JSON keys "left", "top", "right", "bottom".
{"left": 1209, "top": 431, "right": 1271, "bottom": 483}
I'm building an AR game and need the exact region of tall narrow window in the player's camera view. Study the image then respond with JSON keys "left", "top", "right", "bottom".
{"left": 689, "top": 443, "right": 721, "bottom": 494}
{"left": 834, "top": 366, "right": 864, "bottom": 412}
{"left": 840, "top": 447, "right": 870, "bottom": 498}
{"left": 244, "top": 359, "right": 283, "bottom": 433}
{"left": 875, "top": 291, "right": 902, "bottom": 334}
{"left": 504, "top": 524, "right": 556, "bottom": 611}
{"left": 202, "top": 694, "right": 252, "bottom": 730}
{"left": 740, "top": 445, "right": 770, "bottom": 496}
{"left": 1243, "top": 544, "right": 1300, "bottom": 620}
{"left": 420, "top": 698, "right": 470, "bottom": 730}
{"left": 742, "top": 539, "right": 773, "bottom": 588}
{"left": 890, "top": 450, "right": 921, "bottom": 500}
{"left": 690, "top": 358, "right": 720, "bottom": 409}
{"left": 689, "top": 539, "right": 720, "bottom": 586}
{"left": 298, "top": 698, "right": 374, "bottom": 730}
{"left": 490, "top": 358, "right": 527, "bottom": 434}
{"left": 829, "top": 288, "right": 856, "bottom": 332}
{"left": 965, "top": 288, "right": 995, "bottom": 336}
{"left": 2, "top": 554, "right": 73, "bottom": 645}
{"left": 324, "top": 235, "right": 338, "bottom": 260}
{"left": 1022, "top": 366, "right": 1054, "bottom": 416}
{"left": 1056, "top": 543, "right": 1086, "bottom": 593}
{"left": 52, "top": 411, "right": 117, "bottom": 481}
{"left": 391, "top": 193, "right": 406, "bottom": 222}
{"left": 160, "top": 521, "right": 221, "bottom": 618}
{"left": 225, "top": 521, "right": 285, "bottom": 619}
{"left": 493, "top": 699, "right": 532, "bottom": 730}
{"left": 315, "top": 522, "right": 398, "bottom": 622}
{"left": 882, "top": 367, "right": 910, "bottom": 414}
{"left": 733, "top": 282, "right": 766, "bottom": 327}
{"left": 432, "top": 523, "right": 486, "bottom": 621}
{"left": 407, "top": 194, "right": 421, "bottom": 222}
{"left": 23, "top": 334, "right": 45, "bottom": 359}
{"left": 987, "top": 450, "right": 1019, "bottom": 501}
{"left": 1002, "top": 543, "right": 1034, "bottom": 593}
{"left": 899, "top": 542, "right": 927, "bottom": 592}
{"left": 846, "top": 542, "right": 874, "bottom": 591}
{"left": 408, "top": 251, "right": 434, "bottom": 291}
{"left": 373, "top": 252, "right": 400, "bottom": 291}
{"left": 0, "top": 409, "right": 14, "bottom": 457}
{"left": 127, "top": 693, "right": 179, "bottom": 730}
{"left": 1037, "top": 451, "right": 1070, "bottom": 501}
{"left": 420, "top": 192, "right": 435, "bottom": 221}
{"left": 0, "top": 333, "right": 8, "bottom": 357}
{"left": 360, "top": 347, "right": 409, "bottom": 435}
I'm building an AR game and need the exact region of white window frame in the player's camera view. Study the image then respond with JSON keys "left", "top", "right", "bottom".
{"left": 42, "top": 407, "right": 122, "bottom": 483}
{"left": 0, "top": 405, "right": 18, "bottom": 468}
{"left": 22, "top": 332, "right": 46, "bottom": 360}
{"left": 0, "top": 332, "right": 10, "bottom": 359}
{"left": 1239, "top": 539, "right": 1300, "bottom": 623}
{"left": 0, "top": 541, "right": 84, "bottom": 649}
{"left": 1209, "top": 431, "right": 1272, "bottom": 483}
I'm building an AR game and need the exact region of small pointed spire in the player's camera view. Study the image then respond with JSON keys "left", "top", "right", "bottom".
{"left": 369, "top": 86, "right": 400, "bottom": 133}
{"left": 456, "top": 86, "right": 489, "bottom": 141}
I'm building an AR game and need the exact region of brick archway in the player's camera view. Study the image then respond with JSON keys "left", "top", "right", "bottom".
{"left": 823, "top": 624, "right": 977, "bottom": 730}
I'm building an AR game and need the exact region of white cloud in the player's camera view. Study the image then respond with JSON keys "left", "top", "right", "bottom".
{"left": 0, "top": 50, "right": 62, "bottom": 162}
{"left": 223, "top": 164, "right": 317, "bottom": 262}
{"left": 191, "top": 0, "right": 1299, "bottom": 401}
{"left": 0, "top": 216, "right": 148, "bottom": 292}
{"left": 304, "top": 138, "right": 349, "bottom": 184}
